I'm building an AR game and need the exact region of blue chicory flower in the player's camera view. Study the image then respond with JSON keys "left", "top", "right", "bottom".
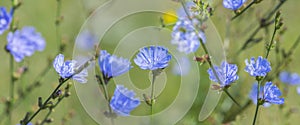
{"left": 6, "top": 26, "right": 46, "bottom": 62}
{"left": 98, "top": 50, "right": 132, "bottom": 79}
{"left": 279, "top": 71, "right": 300, "bottom": 85}
{"left": 244, "top": 56, "right": 271, "bottom": 77}
{"left": 110, "top": 85, "right": 140, "bottom": 116}
{"left": 223, "top": 0, "right": 247, "bottom": 10}
{"left": 249, "top": 83, "right": 271, "bottom": 107}
{"left": 171, "top": 18, "right": 206, "bottom": 54}
{"left": 0, "top": 7, "right": 12, "bottom": 35}
{"left": 134, "top": 46, "right": 172, "bottom": 70}
{"left": 249, "top": 82, "right": 284, "bottom": 106}
{"left": 53, "top": 54, "right": 88, "bottom": 83}
{"left": 262, "top": 82, "right": 284, "bottom": 105}
{"left": 207, "top": 61, "right": 239, "bottom": 88}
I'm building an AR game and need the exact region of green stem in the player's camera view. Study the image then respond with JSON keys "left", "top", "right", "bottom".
{"left": 263, "top": 0, "right": 286, "bottom": 21}
{"left": 231, "top": 0, "right": 256, "bottom": 21}
{"left": 223, "top": 100, "right": 252, "bottom": 123}
{"left": 262, "top": 35, "right": 300, "bottom": 83}
{"left": 101, "top": 83, "right": 110, "bottom": 103}
{"left": 237, "top": 0, "right": 287, "bottom": 54}
{"left": 237, "top": 19, "right": 275, "bottom": 54}
{"left": 223, "top": 89, "right": 241, "bottom": 108}
{"left": 7, "top": 0, "right": 18, "bottom": 123}
{"left": 286, "top": 35, "right": 300, "bottom": 57}
{"left": 23, "top": 77, "right": 70, "bottom": 125}
{"left": 0, "top": 63, "right": 51, "bottom": 124}
{"left": 252, "top": 80, "right": 261, "bottom": 125}
{"left": 150, "top": 71, "right": 157, "bottom": 121}
{"left": 180, "top": 0, "right": 241, "bottom": 107}
{"left": 252, "top": 104, "right": 260, "bottom": 125}
{"left": 97, "top": 76, "right": 115, "bottom": 125}
{"left": 104, "top": 84, "right": 115, "bottom": 125}
{"left": 21, "top": 40, "right": 95, "bottom": 125}
{"left": 265, "top": 23, "right": 277, "bottom": 59}
{"left": 22, "top": 55, "right": 95, "bottom": 124}
{"left": 8, "top": 55, "right": 14, "bottom": 125}
{"left": 40, "top": 96, "right": 65, "bottom": 125}
{"left": 40, "top": 109, "right": 52, "bottom": 125}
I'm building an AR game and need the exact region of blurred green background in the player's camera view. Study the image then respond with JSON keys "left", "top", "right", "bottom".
{"left": 0, "top": 0, "right": 300, "bottom": 125}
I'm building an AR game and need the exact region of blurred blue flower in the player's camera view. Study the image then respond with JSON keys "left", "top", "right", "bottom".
{"left": 76, "top": 30, "right": 97, "bottom": 51}
{"left": 171, "top": 19, "right": 206, "bottom": 54}
{"left": 17, "top": 122, "right": 33, "bottom": 125}
{"left": 110, "top": 85, "right": 140, "bottom": 116}
{"left": 98, "top": 50, "right": 132, "bottom": 79}
{"left": 172, "top": 56, "right": 190, "bottom": 76}
{"left": 297, "top": 86, "right": 300, "bottom": 95}
{"left": 207, "top": 61, "right": 239, "bottom": 88}
{"left": 223, "top": 0, "right": 247, "bottom": 10}
{"left": 134, "top": 46, "right": 172, "bottom": 70}
{"left": 244, "top": 56, "right": 271, "bottom": 77}
{"left": 262, "top": 82, "right": 284, "bottom": 105}
{"left": 0, "top": 7, "right": 12, "bottom": 35}
{"left": 6, "top": 26, "right": 46, "bottom": 62}
{"left": 249, "top": 83, "right": 271, "bottom": 107}
{"left": 279, "top": 71, "right": 300, "bottom": 85}
{"left": 53, "top": 54, "right": 88, "bottom": 83}
{"left": 177, "top": 1, "right": 198, "bottom": 19}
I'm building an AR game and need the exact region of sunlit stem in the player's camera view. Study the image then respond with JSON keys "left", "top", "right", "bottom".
{"left": 180, "top": 0, "right": 241, "bottom": 107}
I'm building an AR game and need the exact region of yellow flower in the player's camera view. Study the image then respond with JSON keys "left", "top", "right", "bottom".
{"left": 162, "top": 11, "right": 177, "bottom": 24}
